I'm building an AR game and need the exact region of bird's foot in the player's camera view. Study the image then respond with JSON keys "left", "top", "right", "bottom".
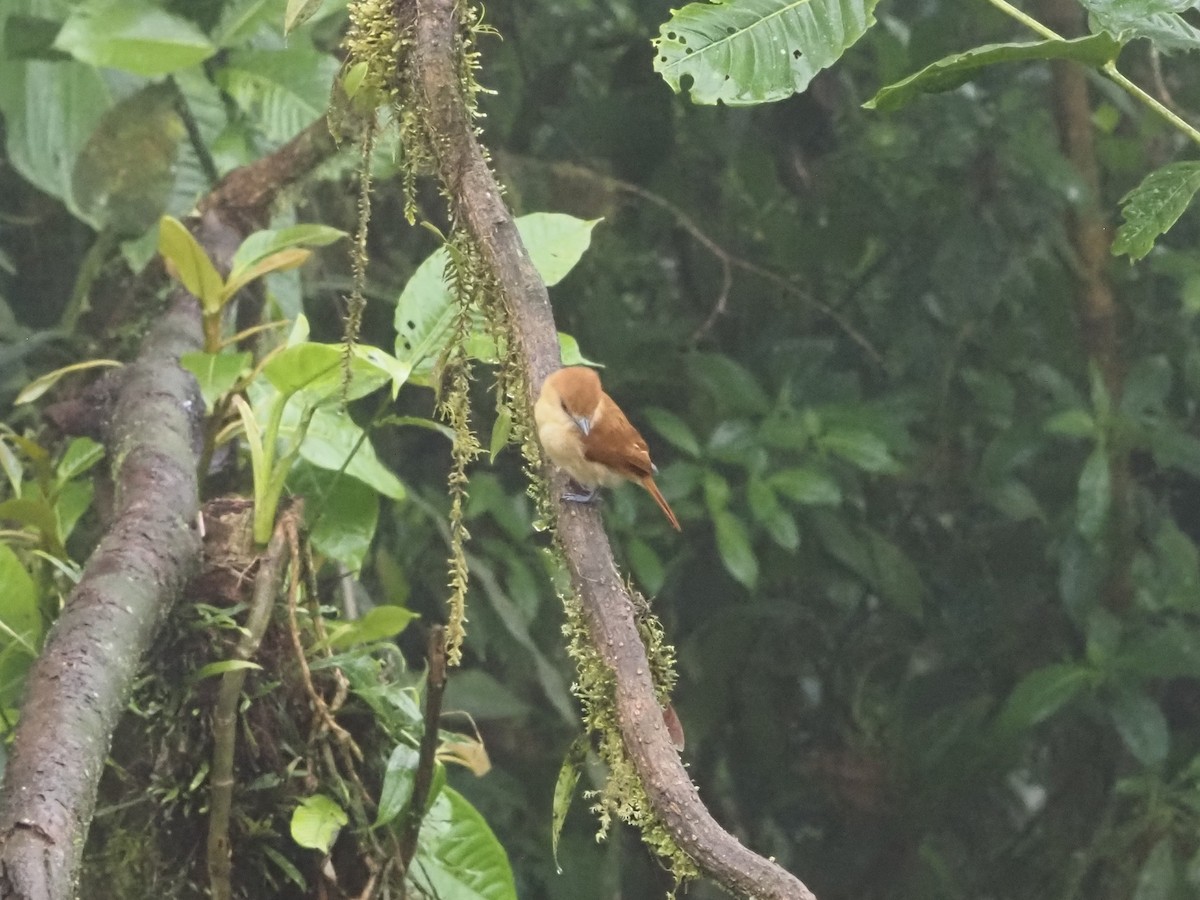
{"left": 562, "top": 482, "right": 599, "bottom": 505}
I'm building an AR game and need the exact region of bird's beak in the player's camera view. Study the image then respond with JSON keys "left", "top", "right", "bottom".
{"left": 572, "top": 415, "right": 591, "bottom": 436}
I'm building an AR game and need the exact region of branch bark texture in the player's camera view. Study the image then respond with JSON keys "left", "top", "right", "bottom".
{"left": 408, "top": 1, "right": 816, "bottom": 896}
{"left": 0, "top": 299, "right": 204, "bottom": 900}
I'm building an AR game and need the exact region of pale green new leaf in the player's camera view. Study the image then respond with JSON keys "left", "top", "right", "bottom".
{"left": 1112, "top": 162, "right": 1200, "bottom": 261}
{"left": 866, "top": 33, "right": 1120, "bottom": 111}
{"left": 653, "top": 0, "right": 880, "bottom": 106}
{"left": 15, "top": 359, "right": 121, "bottom": 405}
{"left": 158, "top": 215, "right": 224, "bottom": 312}
{"left": 290, "top": 794, "right": 347, "bottom": 852}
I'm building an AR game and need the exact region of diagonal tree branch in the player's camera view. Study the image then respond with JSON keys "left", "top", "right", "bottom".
{"left": 407, "top": 1, "right": 816, "bottom": 896}
{"left": 0, "top": 115, "right": 348, "bottom": 900}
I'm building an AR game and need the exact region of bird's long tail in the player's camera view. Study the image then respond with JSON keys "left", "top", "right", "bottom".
{"left": 640, "top": 476, "right": 681, "bottom": 532}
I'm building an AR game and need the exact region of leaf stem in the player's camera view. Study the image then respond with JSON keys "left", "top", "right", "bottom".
{"left": 984, "top": 0, "right": 1200, "bottom": 147}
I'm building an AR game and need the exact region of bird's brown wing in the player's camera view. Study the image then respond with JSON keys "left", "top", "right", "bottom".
{"left": 581, "top": 393, "right": 655, "bottom": 479}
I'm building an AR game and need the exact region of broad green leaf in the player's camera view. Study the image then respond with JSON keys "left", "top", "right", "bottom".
{"left": 54, "top": 479, "right": 93, "bottom": 543}
{"left": 0, "top": 53, "right": 112, "bottom": 220}
{"left": 769, "top": 467, "right": 842, "bottom": 505}
{"left": 822, "top": 427, "right": 901, "bottom": 473}
{"left": 516, "top": 214, "right": 600, "bottom": 286}
{"left": 654, "top": 0, "right": 880, "bottom": 106}
{"left": 0, "top": 544, "right": 41, "bottom": 654}
{"left": 289, "top": 405, "right": 406, "bottom": 500}
{"left": 71, "top": 83, "right": 183, "bottom": 234}
{"left": 413, "top": 788, "right": 517, "bottom": 900}
{"left": 326, "top": 605, "right": 419, "bottom": 650}
{"left": 375, "top": 743, "right": 419, "bottom": 827}
{"left": 217, "top": 46, "right": 342, "bottom": 144}
{"left": 394, "top": 214, "right": 597, "bottom": 377}
{"left": 284, "top": 0, "right": 325, "bottom": 34}
{"left": 1082, "top": 0, "right": 1200, "bottom": 53}
{"left": 489, "top": 408, "right": 512, "bottom": 463}
{"left": 643, "top": 408, "right": 701, "bottom": 457}
{"left": 1077, "top": 445, "right": 1111, "bottom": 538}
{"left": 3, "top": 15, "right": 68, "bottom": 62}
{"left": 214, "top": 0, "right": 284, "bottom": 47}
{"left": 261, "top": 343, "right": 342, "bottom": 396}
{"left": 231, "top": 224, "right": 348, "bottom": 274}
{"left": 1113, "top": 162, "right": 1200, "bottom": 262}
{"left": 15, "top": 359, "right": 121, "bottom": 405}
{"left": 55, "top": 437, "right": 103, "bottom": 484}
{"left": 289, "top": 463, "right": 380, "bottom": 573}
{"left": 1108, "top": 687, "right": 1169, "bottom": 766}
{"left": 53, "top": 0, "right": 215, "bottom": 76}
{"left": 747, "top": 477, "right": 800, "bottom": 550}
{"left": 1133, "top": 840, "right": 1175, "bottom": 900}
{"left": 558, "top": 333, "right": 598, "bottom": 367}
{"left": 627, "top": 537, "right": 666, "bottom": 594}
{"left": 551, "top": 736, "right": 587, "bottom": 874}
{"left": 261, "top": 342, "right": 400, "bottom": 403}
{"left": 713, "top": 510, "right": 758, "bottom": 589}
{"left": 158, "top": 215, "right": 225, "bottom": 312}
{"left": 180, "top": 351, "right": 251, "bottom": 411}
{"left": 866, "top": 34, "right": 1121, "bottom": 111}
{"left": 1044, "top": 408, "right": 1097, "bottom": 437}
{"left": 995, "top": 663, "right": 1092, "bottom": 736}
{"left": 222, "top": 248, "right": 310, "bottom": 302}
{"left": 290, "top": 794, "right": 347, "bottom": 852}
{"left": 686, "top": 354, "right": 770, "bottom": 415}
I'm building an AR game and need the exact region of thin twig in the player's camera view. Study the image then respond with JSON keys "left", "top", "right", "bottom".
{"left": 206, "top": 502, "right": 299, "bottom": 900}
{"left": 396, "top": 626, "right": 448, "bottom": 882}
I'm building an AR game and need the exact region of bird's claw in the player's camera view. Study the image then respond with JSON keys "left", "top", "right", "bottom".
{"left": 562, "top": 482, "right": 598, "bottom": 505}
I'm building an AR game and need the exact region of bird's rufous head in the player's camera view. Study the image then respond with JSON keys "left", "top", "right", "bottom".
{"left": 544, "top": 367, "right": 602, "bottom": 434}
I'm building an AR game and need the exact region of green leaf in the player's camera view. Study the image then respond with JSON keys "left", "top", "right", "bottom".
{"left": 713, "top": 510, "right": 758, "bottom": 589}
{"left": 327, "top": 605, "right": 419, "bottom": 650}
{"left": 557, "top": 333, "right": 598, "bottom": 367}
{"left": 1121, "top": 355, "right": 1172, "bottom": 417}
{"left": 821, "top": 426, "right": 902, "bottom": 473}
{"left": 1115, "top": 624, "right": 1200, "bottom": 680}
{"left": 222, "top": 248, "right": 310, "bottom": 302}
{"left": 262, "top": 343, "right": 342, "bottom": 396}
{"left": 158, "top": 215, "right": 225, "bottom": 313}
{"left": 863, "top": 531, "right": 925, "bottom": 618}
{"left": 865, "top": 33, "right": 1121, "bottom": 112}
{"left": 288, "top": 404, "right": 406, "bottom": 500}
{"left": 180, "top": 351, "right": 251, "bottom": 411}
{"left": 747, "top": 477, "right": 800, "bottom": 550}
{"left": 284, "top": 0, "right": 325, "bottom": 34}
{"left": 53, "top": 0, "right": 215, "bottom": 77}
{"left": 16, "top": 359, "right": 121, "bottom": 405}
{"left": 394, "top": 214, "right": 597, "bottom": 377}
{"left": 551, "top": 736, "right": 587, "bottom": 874}
{"left": 217, "top": 46, "right": 341, "bottom": 144}
{"left": 231, "top": 224, "right": 348, "bottom": 275}
{"left": 192, "top": 659, "right": 262, "bottom": 681}
{"left": 290, "top": 794, "right": 348, "bottom": 852}
{"left": 214, "top": 0, "right": 285, "bottom": 47}
{"left": 1077, "top": 445, "right": 1111, "bottom": 538}
{"left": 289, "top": 463, "right": 380, "bottom": 573}
{"left": 71, "top": 83, "right": 183, "bottom": 234}
{"left": 1044, "top": 408, "right": 1097, "bottom": 437}
{"left": 1108, "top": 687, "right": 1169, "bottom": 766}
{"left": 1113, "top": 162, "right": 1200, "bottom": 262}
{"left": 769, "top": 467, "right": 842, "bottom": 505}
{"left": 261, "top": 342, "right": 399, "bottom": 403}
{"left": 1132, "top": 840, "right": 1175, "bottom": 900}
{"left": 643, "top": 408, "right": 701, "bottom": 457}
{"left": 489, "top": 408, "right": 512, "bottom": 463}
{"left": 627, "top": 537, "right": 666, "bottom": 594}
{"left": 1082, "top": 0, "right": 1200, "bottom": 53}
{"left": 1147, "top": 421, "right": 1200, "bottom": 478}
{"left": 412, "top": 788, "right": 517, "bottom": 900}
{"left": 55, "top": 437, "right": 104, "bottom": 484}
{"left": 0, "top": 544, "right": 42, "bottom": 656}
{"left": 654, "top": 0, "right": 880, "bottom": 106}
{"left": 3, "top": 15, "right": 69, "bottom": 62}
{"left": 375, "top": 743, "right": 419, "bottom": 827}
{"left": 995, "top": 663, "right": 1092, "bottom": 736}
{"left": 686, "top": 354, "right": 770, "bottom": 415}
{"left": 0, "top": 54, "right": 112, "bottom": 220}
{"left": 517, "top": 213, "right": 600, "bottom": 286}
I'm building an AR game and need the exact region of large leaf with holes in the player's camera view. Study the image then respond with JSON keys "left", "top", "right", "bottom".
{"left": 653, "top": 0, "right": 880, "bottom": 106}
{"left": 1113, "top": 162, "right": 1200, "bottom": 261}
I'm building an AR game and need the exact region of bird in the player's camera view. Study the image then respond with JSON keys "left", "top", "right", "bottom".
{"left": 534, "top": 366, "right": 681, "bottom": 531}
